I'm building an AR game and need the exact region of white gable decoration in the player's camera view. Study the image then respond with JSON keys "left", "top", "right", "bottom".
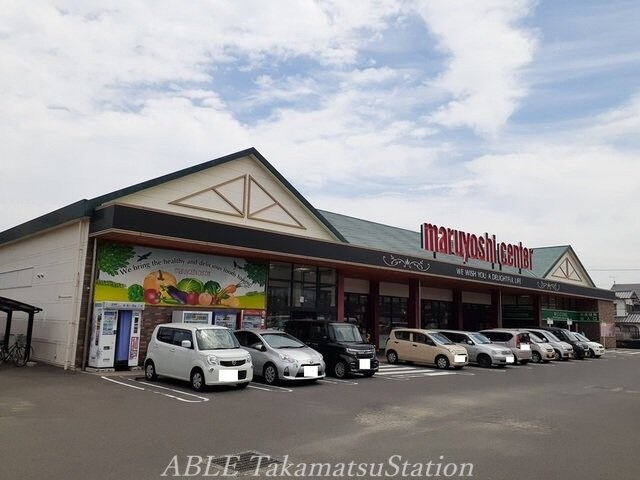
{"left": 110, "top": 155, "right": 338, "bottom": 242}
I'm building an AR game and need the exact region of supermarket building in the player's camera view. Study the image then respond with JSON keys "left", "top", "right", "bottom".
{"left": 0, "top": 148, "right": 616, "bottom": 370}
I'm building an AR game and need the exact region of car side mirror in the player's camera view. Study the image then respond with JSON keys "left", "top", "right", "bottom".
{"left": 466, "top": 339, "right": 473, "bottom": 345}
{"left": 252, "top": 343, "right": 266, "bottom": 352}
{"left": 181, "top": 340, "right": 192, "bottom": 349}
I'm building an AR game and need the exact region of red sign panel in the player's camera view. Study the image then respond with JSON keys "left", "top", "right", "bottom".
{"left": 421, "top": 223, "right": 533, "bottom": 270}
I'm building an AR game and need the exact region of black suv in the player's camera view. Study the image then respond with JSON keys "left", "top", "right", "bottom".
{"left": 539, "top": 326, "right": 588, "bottom": 359}
{"left": 284, "top": 319, "right": 378, "bottom": 378}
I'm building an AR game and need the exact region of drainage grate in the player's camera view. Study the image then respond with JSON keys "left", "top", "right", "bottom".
{"left": 207, "top": 451, "right": 283, "bottom": 475}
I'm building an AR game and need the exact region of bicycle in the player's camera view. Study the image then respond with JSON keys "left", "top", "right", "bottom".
{"left": 0, "top": 334, "right": 33, "bottom": 367}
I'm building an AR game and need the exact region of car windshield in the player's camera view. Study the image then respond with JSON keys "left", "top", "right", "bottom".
{"left": 430, "top": 332, "right": 455, "bottom": 345}
{"left": 544, "top": 332, "right": 561, "bottom": 342}
{"left": 564, "top": 331, "right": 578, "bottom": 341}
{"left": 529, "top": 332, "right": 544, "bottom": 343}
{"left": 196, "top": 329, "right": 239, "bottom": 350}
{"left": 330, "top": 324, "right": 363, "bottom": 343}
{"left": 574, "top": 333, "right": 589, "bottom": 342}
{"left": 262, "top": 333, "right": 305, "bottom": 349}
{"left": 469, "top": 333, "right": 491, "bottom": 344}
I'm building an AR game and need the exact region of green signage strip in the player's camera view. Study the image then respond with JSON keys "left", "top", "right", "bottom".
{"left": 541, "top": 309, "right": 599, "bottom": 323}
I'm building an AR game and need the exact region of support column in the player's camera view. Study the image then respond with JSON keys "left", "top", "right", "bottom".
{"left": 491, "top": 289, "right": 503, "bottom": 328}
{"left": 25, "top": 312, "right": 34, "bottom": 363}
{"left": 369, "top": 280, "right": 380, "bottom": 349}
{"left": 407, "top": 279, "right": 421, "bottom": 329}
{"left": 3, "top": 311, "right": 12, "bottom": 352}
{"left": 336, "top": 271, "right": 345, "bottom": 322}
{"left": 533, "top": 295, "right": 542, "bottom": 327}
{"left": 453, "top": 290, "right": 463, "bottom": 330}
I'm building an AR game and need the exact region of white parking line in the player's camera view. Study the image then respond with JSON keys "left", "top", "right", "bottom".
{"left": 136, "top": 381, "right": 210, "bottom": 401}
{"left": 376, "top": 368, "right": 426, "bottom": 375}
{"left": 247, "top": 383, "right": 293, "bottom": 392}
{"left": 101, "top": 376, "right": 144, "bottom": 390}
{"left": 100, "top": 376, "right": 209, "bottom": 403}
{"left": 317, "top": 379, "right": 359, "bottom": 385}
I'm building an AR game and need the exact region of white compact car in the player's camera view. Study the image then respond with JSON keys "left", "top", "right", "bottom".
{"left": 144, "top": 323, "right": 253, "bottom": 391}
{"left": 574, "top": 332, "right": 605, "bottom": 358}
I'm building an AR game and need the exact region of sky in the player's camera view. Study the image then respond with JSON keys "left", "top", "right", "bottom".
{"left": 1, "top": 0, "right": 639, "bottom": 289}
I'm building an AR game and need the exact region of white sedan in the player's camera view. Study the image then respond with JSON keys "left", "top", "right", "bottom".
{"left": 574, "top": 332, "right": 605, "bottom": 358}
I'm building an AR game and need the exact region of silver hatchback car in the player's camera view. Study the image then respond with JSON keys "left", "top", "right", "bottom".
{"left": 235, "top": 329, "right": 325, "bottom": 385}
{"left": 436, "top": 329, "right": 515, "bottom": 367}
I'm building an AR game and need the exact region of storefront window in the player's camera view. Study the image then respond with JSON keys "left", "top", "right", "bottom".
{"left": 379, "top": 296, "right": 407, "bottom": 348}
{"left": 421, "top": 300, "right": 453, "bottom": 329}
{"left": 266, "top": 262, "right": 336, "bottom": 328}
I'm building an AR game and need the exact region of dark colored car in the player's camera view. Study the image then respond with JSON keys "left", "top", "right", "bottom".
{"left": 539, "top": 326, "right": 589, "bottom": 359}
{"left": 283, "top": 319, "right": 378, "bottom": 378}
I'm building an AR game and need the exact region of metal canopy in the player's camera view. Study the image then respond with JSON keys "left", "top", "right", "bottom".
{"left": 1, "top": 296, "right": 42, "bottom": 365}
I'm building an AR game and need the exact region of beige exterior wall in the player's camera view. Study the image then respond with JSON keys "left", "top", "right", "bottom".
{"left": 421, "top": 287, "right": 453, "bottom": 302}
{"left": 111, "top": 155, "right": 337, "bottom": 242}
{"left": 380, "top": 282, "right": 409, "bottom": 297}
{"left": 344, "top": 278, "right": 370, "bottom": 294}
{"left": 0, "top": 220, "right": 89, "bottom": 367}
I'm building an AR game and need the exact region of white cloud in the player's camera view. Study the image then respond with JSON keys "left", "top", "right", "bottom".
{"left": 413, "top": 0, "right": 538, "bottom": 136}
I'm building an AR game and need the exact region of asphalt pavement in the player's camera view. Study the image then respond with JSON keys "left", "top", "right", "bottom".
{"left": 1, "top": 350, "right": 639, "bottom": 480}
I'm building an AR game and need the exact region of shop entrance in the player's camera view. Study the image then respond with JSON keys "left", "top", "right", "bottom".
{"left": 114, "top": 310, "right": 133, "bottom": 369}
{"left": 462, "top": 304, "right": 492, "bottom": 331}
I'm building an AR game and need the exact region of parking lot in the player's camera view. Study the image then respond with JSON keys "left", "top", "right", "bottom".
{"left": 2, "top": 350, "right": 640, "bottom": 480}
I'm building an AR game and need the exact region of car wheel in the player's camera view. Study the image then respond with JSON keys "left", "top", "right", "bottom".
{"left": 553, "top": 349, "right": 562, "bottom": 361}
{"left": 144, "top": 360, "right": 157, "bottom": 381}
{"left": 190, "top": 368, "right": 205, "bottom": 392}
{"left": 386, "top": 350, "right": 399, "bottom": 364}
{"left": 263, "top": 363, "right": 279, "bottom": 385}
{"left": 588, "top": 349, "right": 595, "bottom": 358}
{"left": 532, "top": 351, "right": 542, "bottom": 363}
{"left": 435, "top": 355, "right": 450, "bottom": 370}
{"left": 333, "top": 361, "right": 347, "bottom": 379}
{"left": 477, "top": 354, "right": 491, "bottom": 368}
{"left": 236, "top": 382, "right": 250, "bottom": 389}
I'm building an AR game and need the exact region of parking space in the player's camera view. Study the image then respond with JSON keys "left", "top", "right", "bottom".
{"left": 93, "top": 350, "right": 624, "bottom": 403}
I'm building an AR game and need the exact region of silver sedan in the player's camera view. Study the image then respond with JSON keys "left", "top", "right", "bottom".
{"left": 234, "top": 329, "right": 325, "bottom": 385}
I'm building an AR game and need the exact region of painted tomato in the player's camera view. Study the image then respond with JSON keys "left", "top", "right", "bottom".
{"left": 144, "top": 289, "right": 160, "bottom": 304}
{"left": 186, "top": 292, "right": 200, "bottom": 306}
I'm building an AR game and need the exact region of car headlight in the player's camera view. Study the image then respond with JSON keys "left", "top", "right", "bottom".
{"left": 207, "top": 355, "right": 218, "bottom": 365}
{"left": 278, "top": 353, "right": 295, "bottom": 363}
{"left": 245, "top": 353, "right": 252, "bottom": 363}
{"left": 346, "top": 348, "right": 361, "bottom": 355}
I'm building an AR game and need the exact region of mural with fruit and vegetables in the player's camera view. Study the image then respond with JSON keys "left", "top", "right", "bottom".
{"left": 94, "top": 242, "right": 267, "bottom": 308}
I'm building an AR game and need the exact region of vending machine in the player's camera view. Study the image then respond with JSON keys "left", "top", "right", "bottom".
{"left": 213, "top": 310, "right": 238, "bottom": 329}
{"left": 88, "top": 302, "right": 144, "bottom": 369}
{"left": 172, "top": 311, "right": 213, "bottom": 324}
{"left": 240, "top": 310, "right": 265, "bottom": 329}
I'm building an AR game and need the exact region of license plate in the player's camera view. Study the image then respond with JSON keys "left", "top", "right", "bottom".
{"left": 506, "top": 356, "right": 515, "bottom": 363}
{"left": 303, "top": 365, "right": 319, "bottom": 377}
{"left": 219, "top": 369, "right": 238, "bottom": 382}
{"left": 454, "top": 355, "right": 466, "bottom": 363}
{"left": 520, "top": 344, "right": 531, "bottom": 351}
{"left": 359, "top": 359, "right": 371, "bottom": 370}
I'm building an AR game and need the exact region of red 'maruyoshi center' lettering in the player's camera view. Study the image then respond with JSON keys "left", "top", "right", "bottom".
{"left": 421, "top": 223, "right": 533, "bottom": 270}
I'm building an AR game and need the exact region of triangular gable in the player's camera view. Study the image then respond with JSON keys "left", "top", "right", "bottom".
{"left": 544, "top": 249, "right": 594, "bottom": 287}
{"left": 99, "top": 150, "right": 343, "bottom": 242}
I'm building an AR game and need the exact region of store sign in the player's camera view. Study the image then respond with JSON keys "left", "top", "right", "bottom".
{"left": 94, "top": 243, "right": 267, "bottom": 309}
{"left": 421, "top": 222, "right": 533, "bottom": 270}
{"left": 453, "top": 265, "right": 522, "bottom": 286}
{"left": 541, "top": 309, "right": 600, "bottom": 323}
